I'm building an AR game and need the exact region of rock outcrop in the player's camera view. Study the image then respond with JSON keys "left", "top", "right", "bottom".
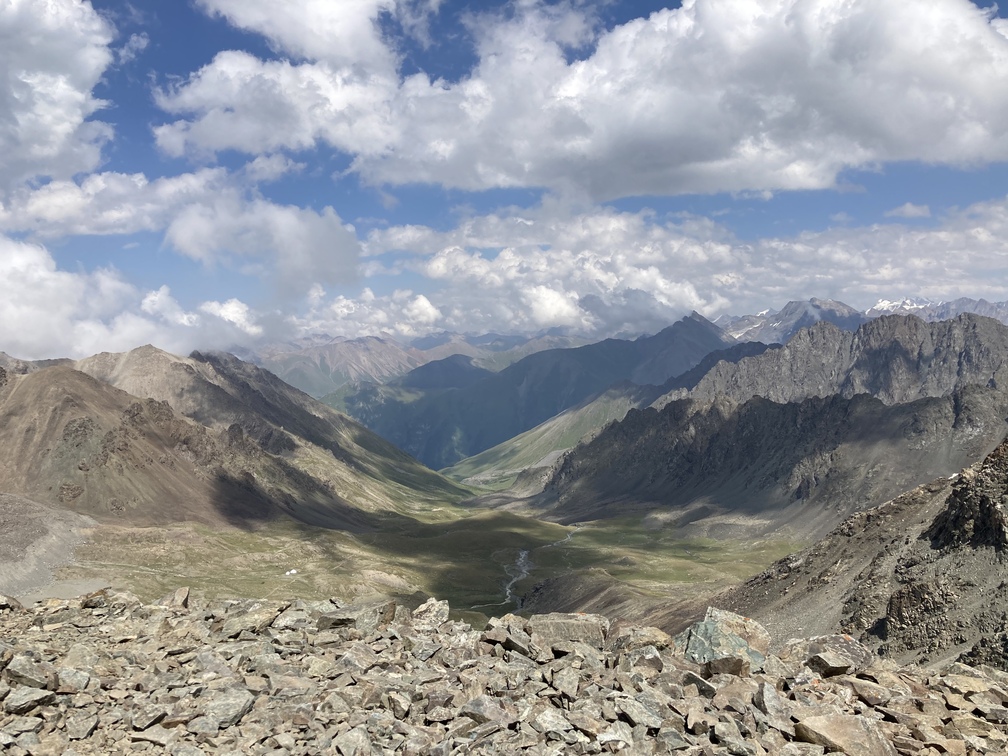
{"left": 725, "top": 437, "right": 1008, "bottom": 673}
{"left": 2, "top": 588, "right": 1008, "bottom": 755}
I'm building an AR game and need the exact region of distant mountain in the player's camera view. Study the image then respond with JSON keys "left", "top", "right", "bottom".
{"left": 716, "top": 296, "right": 1008, "bottom": 346}
{"left": 441, "top": 382, "right": 662, "bottom": 489}
{"left": 0, "top": 352, "right": 71, "bottom": 373}
{"left": 714, "top": 297, "right": 867, "bottom": 344}
{"left": 394, "top": 354, "right": 495, "bottom": 391}
{"left": 339, "top": 313, "right": 735, "bottom": 469}
{"left": 0, "top": 345, "right": 470, "bottom": 529}
{"left": 867, "top": 296, "right": 1008, "bottom": 325}
{"left": 534, "top": 314, "right": 1008, "bottom": 538}
{"left": 251, "top": 332, "right": 589, "bottom": 398}
{"left": 723, "top": 437, "right": 1008, "bottom": 669}
{"left": 659, "top": 312, "right": 1008, "bottom": 409}
{"left": 253, "top": 336, "right": 427, "bottom": 398}
{"left": 443, "top": 340, "right": 776, "bottom": 489}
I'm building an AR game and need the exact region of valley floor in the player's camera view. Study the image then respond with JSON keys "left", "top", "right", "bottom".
{"left": 6, "top": 497, "right": 798, "bottom": 635}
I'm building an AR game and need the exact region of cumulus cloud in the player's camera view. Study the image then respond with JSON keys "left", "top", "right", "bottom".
{"left": 0, "top": 0, "right": 115, "bottom": 191}
{"left": 0, "top": 235, "right": 160, "bottom": 359}
{"left": 156, "top": 0, "right": 1008, "bottom": 198}
{"left": 293, "top": 287, "right": 444, "bottom": 339}
{"left": 141, "top": 286, "right": 200, "bottom": 327}
{"left": 291, "top": 193, "right": 1008, "bottom": 339}
{"left": 0, "top": 238, "right": 288, "bottom": 360}
{"left": 0, "top": 168, "right": 229, "bottom": 237}
{"left": 0, "top": 167, "right": 362, "bottom": 300}
{"left": 165, "top": 196, "right": 360, "bottom": 296}
{"left": 243, "top": 154, "right": 306, "bottom": 183}
{"left": 199, "top": 298, "right": 263, "bottom": 336}
{"left": 885, "top": 202, "right": 932, "bottom": 219}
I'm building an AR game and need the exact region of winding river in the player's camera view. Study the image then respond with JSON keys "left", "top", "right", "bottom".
{"left": 471, "top": 525, "right": 581, "bottom": 611}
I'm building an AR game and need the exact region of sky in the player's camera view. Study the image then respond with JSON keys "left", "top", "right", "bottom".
{"left": 3, "top": 0, "right": 1008, "bottom": 359}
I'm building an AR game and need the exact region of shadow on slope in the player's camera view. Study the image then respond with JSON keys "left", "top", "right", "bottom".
{"left": 533, "top": 384, "right": 1008, "bottom": 540}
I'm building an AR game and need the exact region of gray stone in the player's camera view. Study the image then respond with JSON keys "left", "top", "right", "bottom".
{"left": 57, "top": 667, "right": 91, "bottom": 692}
{"left": 4, "top": 655, "right": 52, "bottom": 689}
{"left": 552, "top": 665, "right": 580, "bottom": 699}
{"left": 2, "top": 716, "right": 43, "bottom": 736}
{"left": 598, "top": 720, "right": 634, "bottom": 748}
{"left": 131, "top": 724, "right": 173, "bottom": 746}
{"left": 65, "top": 712, "right": 98, "bottom": 740}
{"left": 411, "top": 598, "right": 450, "bottom": 631}
{"left": 202, "top": 687, "right": 255, "bottom": 728}
{"left": 333, "top": 724, "right": 375, "bottom": 755}
{"left": 527, "top": 612, "right": 610, "bottom": 650}
{"left": 3, "top": 686, "right": 54, "bottom": 715}
{"left": 319, "top": 598, "right": 396, "bottom": 635}
{"left": 794, "top": 713, "right": 897, "bottom": 755}
{"left": 617, "top": 696, "right": 663, "bottom": 728}
{"left": 676, "top": 618, "right": 766, "bottom": 672}
{"left": 459, "top": 694, "right": 517, "bottom": 725}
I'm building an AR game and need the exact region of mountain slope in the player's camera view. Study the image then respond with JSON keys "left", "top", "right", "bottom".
{"left": 0, "top": 347, "right": 470, "bottom": 528}
{"left": 659, "top": 313, "right": 1008, "bottom": 410}
{"left": 340, "top": 313, "right": 734, "bottom": 469}
{"left": 541, "top": 386, "right": 1008, "bottom": 537}
{"left": 441, "top": 382, "right": 662, "bottom": 488}
{"left": 722, "top": 437, "right": 1008, "bottom": 669}
{"left": 526, "top": 314, "right": 1008, "bottom": 539}
{"left": 240, "top": 336, "right": 427, "bottom": 399}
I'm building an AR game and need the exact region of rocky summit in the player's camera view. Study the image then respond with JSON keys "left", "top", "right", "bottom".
{"left": 2, "top": 591, "right": 1008, "bottom": 755}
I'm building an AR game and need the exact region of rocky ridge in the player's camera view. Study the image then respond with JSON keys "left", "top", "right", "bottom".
{"left": 724, "top": 437, "right": 1008, "bottom": 673}
{"left": 2, "top": 589, "right": 1008, "bottom": 755}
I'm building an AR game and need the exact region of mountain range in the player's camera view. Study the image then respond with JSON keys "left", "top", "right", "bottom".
{"left": 532, "top": 314, "right": 1008, "bottom": 537}
{"left": 8, "top": 297, "right": 1008, "bottom": 673}
{"left": 319, "top": 297, "right": 1008, "bottom": 483}
{"left": 247, "top": 331, "right": 588, "bottom": 398}
{"left": 243, "top": 297, "right": 1008, "bottom": 405}
{"left": 336, "top": 313, "right": 734, "bottom": 469}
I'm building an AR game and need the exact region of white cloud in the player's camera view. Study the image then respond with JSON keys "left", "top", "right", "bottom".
{"left": 195, "top": 0, "right": 398, "bottom": 71}
{"left": 155, "top": 0, "right": 1008, "bottom": 198}
{"left": 0, "top": 167, "right": 362, "bottom": 300}
{"left": 141, "top": 286, "right": 200, "bottom": 327}
{"left": 0, "top": 237, "right": 285, "bottom": 360}
{"left": 0, "top": 0, "right": 115, "bottom": 191}
{"left": 165, "top": 196, "right": 360, "bottom": 296}
{"left": 293, "top": 192, "right": 1008, "bottom": 339}
{"left": 885, "top": 202, "right": 932, "bottom": 219}
{"left": 243, "top": 154, "right": 305, "bottom": 183}
{"left": 0, "top": 235, "right": 154, "bottom": 359}
{"left": 154, "top": 51, "right": 399, "bottom": 159}
{"left": 199, "top": 299, "right": 263, "bottom": 336}
{"left": 403, "top": 293, "right": 441, "bottom": 325}
{"left": 0, "top": 168, "right": 229, "bottom": 237}
{"left": 117, "top": 32, "right": 149, "bottom": 64}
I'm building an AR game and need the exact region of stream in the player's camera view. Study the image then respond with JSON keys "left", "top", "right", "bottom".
{"left": 471, "top": 525, "right": 582, "bottom": 611}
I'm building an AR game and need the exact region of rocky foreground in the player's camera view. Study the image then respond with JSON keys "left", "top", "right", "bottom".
{"left": 2, "top": 590, "right": 1008, "bottom": 755}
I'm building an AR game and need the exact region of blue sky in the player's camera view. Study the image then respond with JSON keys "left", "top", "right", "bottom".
{"left": 2, "top": 0, "right": 1008, "bottom": 358}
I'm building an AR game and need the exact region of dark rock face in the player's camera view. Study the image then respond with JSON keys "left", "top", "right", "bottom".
{"left": 725, "top": 438, "right": 1008, "bottom": 673}
{"left": 545, "top": 384, "right": 1008, "bottom": 535}
{"left": 542, "top": 314, "right": 1008, "bottom": 536}
{"left": 2, "top": 589, "right": 1007, "bottom": 755}
{"left": 677, "top": 313, "right": 1008, "bottom": 409}
{"left": 927, "top": 444, "right": 1008, "bottom": 551}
